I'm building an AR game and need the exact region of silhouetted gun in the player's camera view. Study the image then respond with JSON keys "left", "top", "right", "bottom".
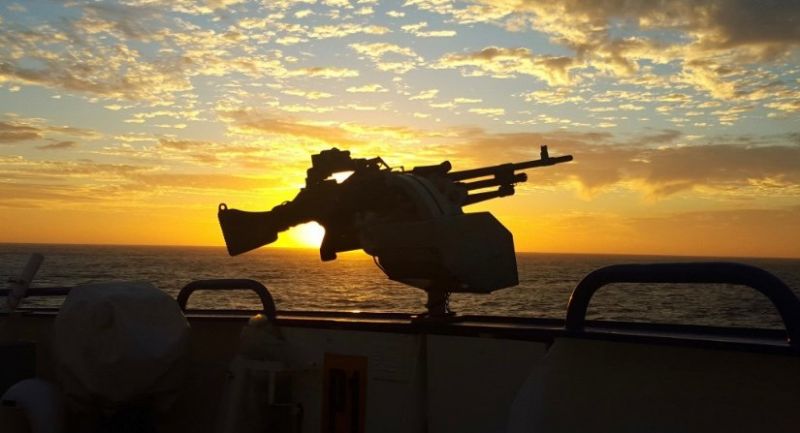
{"left": 218, "top": 146, "right": 572, "bottom": 315}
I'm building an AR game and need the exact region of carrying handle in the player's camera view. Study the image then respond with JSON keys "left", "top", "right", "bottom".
{"left": 565, "top": 262, "right": 800, "bottom": 350}
{"left": 177, "top": 279, "right": 276, "bottom": 320}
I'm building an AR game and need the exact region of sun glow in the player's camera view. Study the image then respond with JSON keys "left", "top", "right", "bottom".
{"left": 292, "top": 222, "right": 326, "bottom": 248}
{"left": 331, "top": 171, "right": 354, "bottom": 183}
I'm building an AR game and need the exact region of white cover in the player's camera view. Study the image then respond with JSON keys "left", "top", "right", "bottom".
{"left": 1, "top": 378, "right": 64, "bottom": 433}
{"left": 54, "top": 281, "right": 189, "bottom": 408}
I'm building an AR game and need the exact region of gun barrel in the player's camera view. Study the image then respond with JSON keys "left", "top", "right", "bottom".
{"left": 463, "top": 185, "right": 516, "bottom": 206}
{"left": 462, "top": 173, "right": 527, "bottom": 191}
{"left": 447, "top": 154, "right": 573, "bottom": 182}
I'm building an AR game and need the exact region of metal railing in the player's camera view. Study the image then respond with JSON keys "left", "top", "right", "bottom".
{"left": 565, "top": 262, "right": 800, "bottom": 351}
{"left": 177, "top": 278, "right": 277, "bottom": 320}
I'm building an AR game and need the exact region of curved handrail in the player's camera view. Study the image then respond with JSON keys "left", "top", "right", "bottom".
{"left": 0, "top": 287, "right": 72, "bottom": 297}
{"left": 565, "top": 262, "right": 800, "bottom": 350}
{"left": 177, "top": 279, "right": 276, "bottom": 320}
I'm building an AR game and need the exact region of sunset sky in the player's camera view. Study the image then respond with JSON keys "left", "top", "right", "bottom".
{"left": 1, "top": 0, "right": 798, "bottom": 258}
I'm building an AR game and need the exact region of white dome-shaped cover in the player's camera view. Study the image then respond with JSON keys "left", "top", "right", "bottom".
{"left": 54, "top": 281, "right": 189, "bottom": 408}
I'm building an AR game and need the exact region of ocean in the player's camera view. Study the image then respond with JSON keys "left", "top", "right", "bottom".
{"left": 1, "top": 243, "right": 799, "bottom": 329}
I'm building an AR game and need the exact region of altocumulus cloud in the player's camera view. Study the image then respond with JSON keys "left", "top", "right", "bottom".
{"left": 455, "top": 129, "right": 800, "bottom": 196}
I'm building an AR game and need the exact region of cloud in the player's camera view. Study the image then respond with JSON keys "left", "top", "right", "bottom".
{"left": 219, "top": 109, "right": 362, "bottom": 146}
{"left": 679, "top": 59, "right": 737, "bottom": 100}
{"left": 215, "top": 108, "right": 453, "bottom": 166}
{"left": 0, "top": 120, "right": 42, "bottom": 143}
{"left": 350, "top": 42, "right": 419, "bottom": 59}
{"left": 158, "top": 138, "right": 211, "bottom": 151}
{"left": 48, "top": 125, "right": 100, "bottom": 138}
{"left": 98, "top": 135, "right": 280, "bottom": 168}
{"left": 0, "top": 154, "right": 283, "bottom": 210}
{"left": 636, "top": 144, "right": 800, "bottom": 195}
{"left": 468, "top": 107, "right": 505, "bottom": 117}
{"left": 124, "top": 0, "right": 246, "bottom": 15}
{"left": 132, "top": 173, "right": 278, "bottom": 190}
{"left": 276, "top": 35, "right": 307, "bottom": 46}
{"left": 0, "top": 19, "right": 192, "bottom": 102}
{"left": 0, "top": 182, "right": 105, "bottom": 206}
{"left": 286, "top": 67, "right": 359, "bottom": 79}
{"left": 0, "top": 117, "right": 101, "bottom": 145}
{"left": 522, "top": 88, "right": 586, "bottom": 105}
{"left": 307, "top": 23, "right": 390, "bottom": 39}
{"left": 766, "top": 99, "right": 800, "bottom": 113}
{"left": 154, "top": 137, "right": 230, "bottom": 164}
{"left": 418, "top": 0, "right": 800, "bottom": 100}
{"left": 409, "top": 89, "right": 438, "bottom": 100}
{"left": 0, "top": 156, "right": 147, "bottom": 182}
{"left": 349, "top": 42, "right": 422, "bottom": 74}
{"left": 37, "top": 140, "right": 78, "bottom": 150}
{"left": 510, "top": 1, "right": 800, "bottom": 60}
{"left": 0, "top": 2, "right": 296, "bottom": 103}
{"left": 283, "top": 89, "right": 334, "bottom": 100}
{"left": 318, "top": 0, "right": 350, "bottom": 8}
{"left": 455, "top": 129, "right": 800, "bottom": 197}
{"left": 401, "top": 21, "right": 456, "bottom": 38}
{"left": 78, "top": 3, "right": 163, "bottom": 40}
{"left": 354, "top": 6, "right": 374, "bottom": 16}
{"left": 346, "top": 84, "right": 388, "bottom": 93}
{"left": 434, "top": 47, "right": 578, "bottom": 85}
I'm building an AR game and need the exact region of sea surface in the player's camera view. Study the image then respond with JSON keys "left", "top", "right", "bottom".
{"left": 1, "top": 243, "right": 799, "bottom": 329}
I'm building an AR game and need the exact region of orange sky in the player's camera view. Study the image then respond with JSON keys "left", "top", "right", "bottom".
{"left": 1, "top": 1, "right": 799, "bottom": 258}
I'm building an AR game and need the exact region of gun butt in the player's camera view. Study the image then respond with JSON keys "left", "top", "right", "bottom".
{"left": 218, "top": 204, "right": 280, "bottom": 256}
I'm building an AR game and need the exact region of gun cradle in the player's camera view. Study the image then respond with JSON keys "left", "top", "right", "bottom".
{"left": 360, "top": 213, "right": 518, "bottom": 293}
{"left": 218, "top": 147, "right": 572, "bottom": 312}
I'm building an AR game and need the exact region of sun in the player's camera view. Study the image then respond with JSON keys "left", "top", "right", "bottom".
{"left": 292, "top": 221, "right": 326, "bottom": 248}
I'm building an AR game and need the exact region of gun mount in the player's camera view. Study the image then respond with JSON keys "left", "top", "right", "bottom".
{"left": 218, "top": 146, "right": 572, "bottom": 317}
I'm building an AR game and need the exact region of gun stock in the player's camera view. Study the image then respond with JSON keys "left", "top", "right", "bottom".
{"left": 218, "top": 204, "right": 281, "bottom": 256}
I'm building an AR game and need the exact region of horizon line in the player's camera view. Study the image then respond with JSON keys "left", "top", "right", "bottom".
{"left": 1, "top": 241, "right": 797, "bottom": 261}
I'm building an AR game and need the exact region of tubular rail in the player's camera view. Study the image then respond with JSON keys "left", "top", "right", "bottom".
{"left": 0, "top": 287, "right": 72, "bottom": 297}
{"left": 177, "top": 279, "right": 276, "bottom": 320}
{"left": 565, "top": 262, "right": 800, "bottom": 351}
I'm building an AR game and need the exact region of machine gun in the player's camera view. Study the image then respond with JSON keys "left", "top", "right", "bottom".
{"left": 218, "top": 146, "right": 572, "bottom": 316}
